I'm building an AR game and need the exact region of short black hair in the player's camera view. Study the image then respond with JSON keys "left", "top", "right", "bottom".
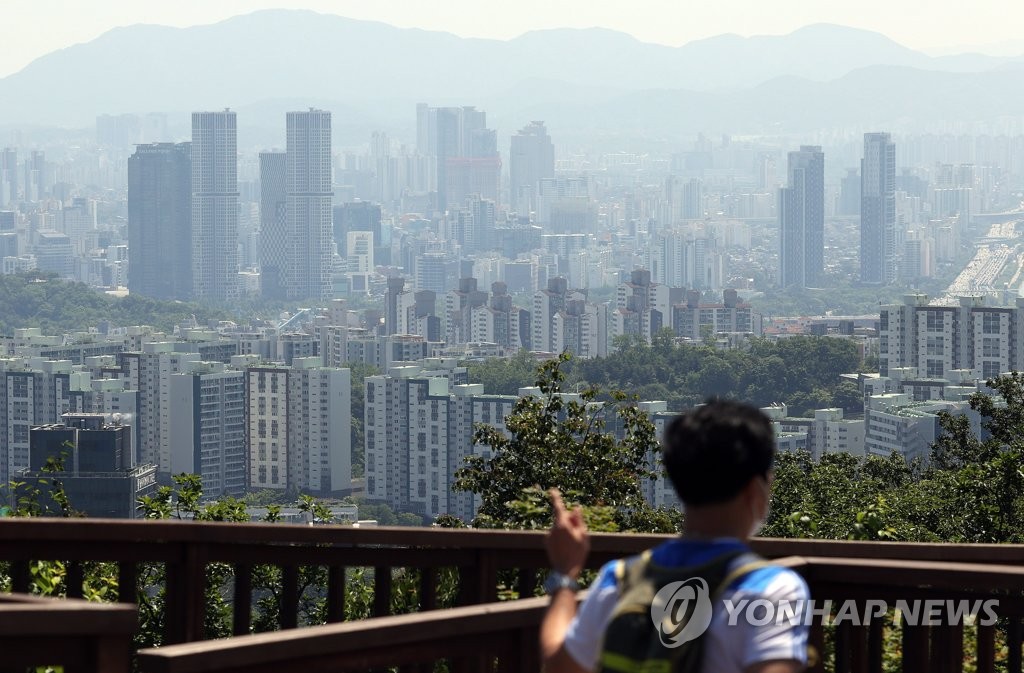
{"left": 662, "top": 399, "right": 775, "bottom": 506}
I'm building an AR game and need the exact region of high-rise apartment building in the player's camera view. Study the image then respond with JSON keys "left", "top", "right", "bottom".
{"left": 259, "top": 151, "right": 287, "bottom": 299}
{"left": 284, "top": 109, "right": 333, "bottom": 301}
{"left": 168, "top": 361, "right": 246, "bottom": 497}
{"left": 246, "top": 358, "right": 351, "bottom": 495}
{"left": 127, "top": 143, "right": 192, "bottom": 300}
{"left": 191, "top": 110, "right": 239, "bottom": 302}
{"left": 364, "top": 366, "right": 516, "bottom": 521}
{"left": 0, "top": 358, "right": 77, "bottom": 484}
{"left": 878, "top": 294, "right": 1024, "bottom": 381}
{"left": 778, "top": 145, "right": 824, "bottom": 289}
{"left": 509, "top": 121, "right": 555, "bottom": 215}
{"left": 861, "top": 133, "right": 896, "bottom": 284}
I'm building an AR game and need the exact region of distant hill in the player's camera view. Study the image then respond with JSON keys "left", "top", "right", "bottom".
{"left": 0, "top": 10, "right": 1021, "bottom": 133}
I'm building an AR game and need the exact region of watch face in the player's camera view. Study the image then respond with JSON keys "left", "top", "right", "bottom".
{"left": 544, "top": 572, "right": 576, "bottom": 594}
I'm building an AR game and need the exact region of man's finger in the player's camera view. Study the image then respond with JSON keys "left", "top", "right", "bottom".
{"left": 549, "top": 488, "right": 567, "bottom": 519}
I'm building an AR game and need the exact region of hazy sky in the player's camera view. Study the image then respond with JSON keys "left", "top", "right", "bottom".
{"left": 3, "top": 0, "right": 1023, "bottom": 77}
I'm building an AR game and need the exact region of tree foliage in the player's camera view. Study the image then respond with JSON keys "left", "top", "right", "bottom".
{"left": 0, "top": 272, "right": 231, "bottom": 335}
{"left": 766, "top": 372, "right": 1024, "bottom": 544}
{"left": 454, "top": 352, "right": 681, "bottom": 533}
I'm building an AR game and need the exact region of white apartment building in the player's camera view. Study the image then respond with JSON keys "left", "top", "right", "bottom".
{"left": 879, "top": 294, "right": 1024, "bottom": 380}
{"left": 246, "top": 358, "right": 351, "bottom": 495}
{"left": 863, "top": 393, "right": 970, "bottom": 463}
{"left": 168, "top": 361, "right": 246, "bottom": 497}
{"left": 120, "top": 344, "right": 202, "bottom": 475}
{"left": 364, "top": 366, "right": 516, "bottom": 521}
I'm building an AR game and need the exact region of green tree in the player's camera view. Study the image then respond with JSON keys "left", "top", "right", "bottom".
{"left": 454, "top": 352, "right": 679, "bottom": 533}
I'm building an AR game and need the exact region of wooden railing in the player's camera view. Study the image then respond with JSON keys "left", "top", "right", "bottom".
{"left": 135, "top": 555, "right": 1024, "bottom": 673}
{"left": 1, "top": 519, "right": 1024, "bottom": 670}
{"left": 0, "top": 593, "right": 136, "bottom": 673}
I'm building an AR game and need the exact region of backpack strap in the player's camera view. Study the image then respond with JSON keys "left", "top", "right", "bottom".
{"left": 711, "top": 552, "right": 773, "bottom": 600}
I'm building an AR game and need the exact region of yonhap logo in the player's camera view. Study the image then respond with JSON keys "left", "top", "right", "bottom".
{"left": 651, "top": 577, "right": 715, "bottom": 648}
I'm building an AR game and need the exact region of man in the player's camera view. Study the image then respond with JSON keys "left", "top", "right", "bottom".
{"left": 541, "top": 399, "right": 809, "bottom": 673}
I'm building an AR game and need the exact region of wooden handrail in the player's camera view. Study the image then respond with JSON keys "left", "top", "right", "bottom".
{"left": 136, "top": 556, "right": 1024, "bottom": 673}
{"left": 0, "top": 593, "right": 137, "bottom": 673}
{"left": 138, "top": 595, "right": 552, "bottom": 673}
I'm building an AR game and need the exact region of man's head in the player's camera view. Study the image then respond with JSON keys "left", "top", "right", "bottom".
{"left": 662, "top": 399, "right": 775, "bottom": 534}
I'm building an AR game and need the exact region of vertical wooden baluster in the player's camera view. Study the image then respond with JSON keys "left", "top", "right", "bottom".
{"left": 868, "top": 616, "right": 884, "bottom": 673}
{"left": 181, "top": 543, "right": 207, "bottom": 643}
{"left": 902, "top": 620, "right": 931, "bottom": 673}
{"left": 280, "top": 565, "right": 299, "bottom": 630}
{"left": 420, "top": 567, "right": 437, "bottom": 611}
{"left": 326, "top": 565, "right": 346, "bottom": 623}
{"left": 835, "top": 620, "right": 852, "bottom": 673}
{"left": 233, "top": 563, "right": 252, "bottom": 636}
{"left": 517, "top": 568, "right": 537, "bottom": 600}
{"left": 117, "top": 561, "right": 136, "bottom": 604}
{"left": 807, "top": 618, "right": 826, "bottom": 673}
{"left": 10, "top": 559, "right": 30, "bottom": 594}
{"left": 65, "top": 560, "right": 84, "bottom": 599}
{"left": 850, "top": 619, "right": 868, "bottom": 673}
{"left": 373, "top": 566, "right": 392, "bottom": 617}
{"left": 976, "top": 621, "right": 995, "bottom": 673}
{"left": 1008, "top": 617, "right": 1023, "bottom": 673}
{"left": 476, "top": 550, "right": 497, "bottom": 604}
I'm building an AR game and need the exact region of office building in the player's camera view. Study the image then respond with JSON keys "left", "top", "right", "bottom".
{"left": 128, "top": 143, "right": 193, "bottom": 300}
{"left": 861, "top": 133, "right": 897, "bottom": 284}
{"left": 259, "top": 151, "right": 287, "bottom": 299}
{"left": 19, "top": 414, "right": 156, "bottom": 519}
{"left": 509, "top": 122, "right": 555, "bottom": 215}
{"left": 778, "top": 146, "right": 824, "bottom": 289}
{"left": 284, "top": 109, "right": 334, "bottom": 300}
{"left": 191, "top": 110, "right": 239, "bottom": 302}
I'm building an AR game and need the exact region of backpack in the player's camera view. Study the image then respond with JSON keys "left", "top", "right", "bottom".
{"left": 597, "top": 548, "right": 769, "bottom": 673}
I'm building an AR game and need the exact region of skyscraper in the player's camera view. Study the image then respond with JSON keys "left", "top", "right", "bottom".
{"left": 0, "top": 148, "right": 17, "bottom": 205}
{"left": 417, "top": 105, "right": 499, "bottom": 212}
{"left": 509, "top": 121, "right": 555, "bottom": 215}
{"left": 191, "top": 110, "right": 239, "bottom": 302}
{"left": 861, "top": 133, "right": 896, "bottom": 285}
{"left": 778, "top": 145, "right": 824, "bottom": 289}
{"left": 127, "top": 143, "right": 192, "bottom": 300}
{"left": 259, "top": 151, "right": 287, "bottom": 299}
{"left": 284, "top": 109, "right": 333, "bottom": 301}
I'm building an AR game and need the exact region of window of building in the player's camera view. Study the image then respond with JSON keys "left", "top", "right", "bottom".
{"left": 926, "top": 310, "right": 945, "bottom": 332}
{"left": 982, "top": 312, "right": 1002, "bottom": 335}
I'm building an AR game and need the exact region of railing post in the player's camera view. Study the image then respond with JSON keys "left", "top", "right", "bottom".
{"left": 976, "top": 621, "right": 995, "bottom": 673}
{"left": 326, "top": 565, "right": 346, "bottom": 623}
{"left": 1009, "top": 617, "right": 1023, "bottom": 673}
{"left": 10, "top": 559, "right": 29, "bottom": 594}
{"left": 233, "top": 563, "right": 252, "bottom": 636}
{"left": 516, "top": 568, "right": 537, "bottom": 600}
{"left": 164, "top": 542, "right": 206, "bottom": 644}
{"left": 901, "top": 619, "right": 930, "bottom": 672}
{"left": 280, "top": 565, "right": 300, "bottom": 629}
{"left": 373, "top": 566, "right": 392, "bottom": 617}
{"left": 807, "top": 618, "right": 826, "bottom": 673}
{"left": 65, "top": 560, "right": 84, "bottom": 599}
{"left": 867, "top": 616, "right": 884, "bottom": 673}
{"left": 117, "top": 561, "right": 137, "bottom": 604}
{"left": 420, "top": 567, "right": 437, "bottom": 611}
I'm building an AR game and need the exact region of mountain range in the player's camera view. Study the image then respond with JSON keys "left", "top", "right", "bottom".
{"left": 1, "top": 10, "right": 1022, "bottom": 137}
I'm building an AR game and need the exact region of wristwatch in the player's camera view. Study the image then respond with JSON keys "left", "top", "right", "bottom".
{"left": 543, "top": 571, "right": 580, "bottom": 595}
